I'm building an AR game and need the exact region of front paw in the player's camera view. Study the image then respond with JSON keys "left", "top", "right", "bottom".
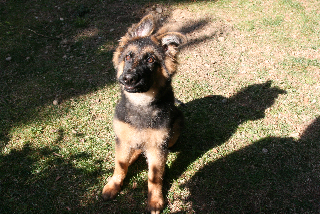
{"left": 148, "top": 195, "right": 164, "bottom": 214}
{"left": 102, "top": 181, "right": 121, "bottom": 200}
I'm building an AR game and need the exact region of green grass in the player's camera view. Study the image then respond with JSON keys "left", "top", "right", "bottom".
{"left": 1, "top": 0, "right": 320, "bottom": 213}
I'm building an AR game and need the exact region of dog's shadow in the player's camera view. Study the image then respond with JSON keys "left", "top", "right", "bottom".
{"left": 163, "top": 81, "right": 286, "bottom": 201}
{"left": 167, "top": 80, "right": 286, "bottom": 177}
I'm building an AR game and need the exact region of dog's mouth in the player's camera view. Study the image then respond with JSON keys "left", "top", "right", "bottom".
{"left": 123, "top": 84, "right": 141, "bottom": 93}
{"left": 119, "top": 76, "right": 148, "bottom": 93}
{"left": 122, "top": 79, "right": 152, "bottom": 93}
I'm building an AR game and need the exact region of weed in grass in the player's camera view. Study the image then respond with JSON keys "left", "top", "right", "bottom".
{"left": 284, "top": 57, "right": 320, "bottom": 69}
{"left": 241, "top": 20, "right": 256, "bottom": 31}
{"left": 279, "top": 0, "right": 304, "bottom": 11}
{"left": 262, "top": 16, "right": 283, "bottom": 27}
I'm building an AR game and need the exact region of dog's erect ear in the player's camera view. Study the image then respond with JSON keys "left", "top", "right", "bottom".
{"left": 128, "top": 14, "right": 155, "bottom": 38}
{"left": 158, "top": 32, "right": 186, "bottom": 57}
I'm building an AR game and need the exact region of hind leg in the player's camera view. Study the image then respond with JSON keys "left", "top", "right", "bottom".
{"left": 168, "top": 115, "right": 183, "bottom": 148}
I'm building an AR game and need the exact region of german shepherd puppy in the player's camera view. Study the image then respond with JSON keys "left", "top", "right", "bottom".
{"left": 102, "top": 14, "right": 185, "bottom": 213}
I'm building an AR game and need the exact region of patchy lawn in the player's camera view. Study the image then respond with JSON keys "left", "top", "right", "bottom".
{"left": 1, "top": 0, "right": 320, "bottom": 213}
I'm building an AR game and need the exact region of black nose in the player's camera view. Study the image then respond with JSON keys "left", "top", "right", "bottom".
{"left": 121, "top": 73, "right": 139, "bottom": 85}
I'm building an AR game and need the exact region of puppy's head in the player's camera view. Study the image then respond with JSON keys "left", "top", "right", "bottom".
{"left": 113, "top": 15, "right": 185, "bottom": 94}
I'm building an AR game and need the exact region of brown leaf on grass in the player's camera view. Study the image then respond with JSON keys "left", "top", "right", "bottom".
{"left": 212, "top": 148, "right": 218, "bottom": 153}
{"left": 53, "top": 152, "right": 62, "bottom": 157}
{"left": 132, "top": 182, "right": 137, "bottom": 189}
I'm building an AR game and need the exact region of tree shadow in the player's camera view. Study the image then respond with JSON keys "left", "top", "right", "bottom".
{"left": 0, "top": 142, "right": 104, "bottom": 213}
{"left": 175, "top": 114, "right": 320, "bottom": 211}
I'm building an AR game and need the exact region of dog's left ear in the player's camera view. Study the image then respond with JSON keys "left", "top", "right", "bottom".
{"left": 158, "top": 32, "right": 186, "bottom": 57}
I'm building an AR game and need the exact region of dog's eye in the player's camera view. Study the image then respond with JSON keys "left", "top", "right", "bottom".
{"left": 125, "top": 55, "right": 131, "bottom": 61}
{"left": 147, "top": 57, "right": 154, "bottom": 63}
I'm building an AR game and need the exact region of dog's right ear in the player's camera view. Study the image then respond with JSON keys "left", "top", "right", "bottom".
{"left": 127, "top": 14, "right": 155, "bottom": 38}
{"left": 158, "top": 32, "right": 186, "bottom": 58}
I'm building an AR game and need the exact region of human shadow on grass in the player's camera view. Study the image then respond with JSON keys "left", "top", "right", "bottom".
{"left": 164, "top": 81, "right": 286, "bottom": 209}
{"left": 177, "top": 116, "right": 320, "bottom": 213}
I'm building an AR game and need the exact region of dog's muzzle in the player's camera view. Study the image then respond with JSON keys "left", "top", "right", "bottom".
{"left": 119, "top": 72, "right": 143, "bottom": 92}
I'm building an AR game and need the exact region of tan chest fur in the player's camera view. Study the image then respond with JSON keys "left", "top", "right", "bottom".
{"left": 113, "top": 119, "right": 169, "bottom": 150}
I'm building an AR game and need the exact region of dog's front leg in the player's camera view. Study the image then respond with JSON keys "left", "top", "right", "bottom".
{"left": 145, "top": 147, "right": 167, "bottom": 214}
{"left": 102, "top": 142, "right": 132, "bottom": 200}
